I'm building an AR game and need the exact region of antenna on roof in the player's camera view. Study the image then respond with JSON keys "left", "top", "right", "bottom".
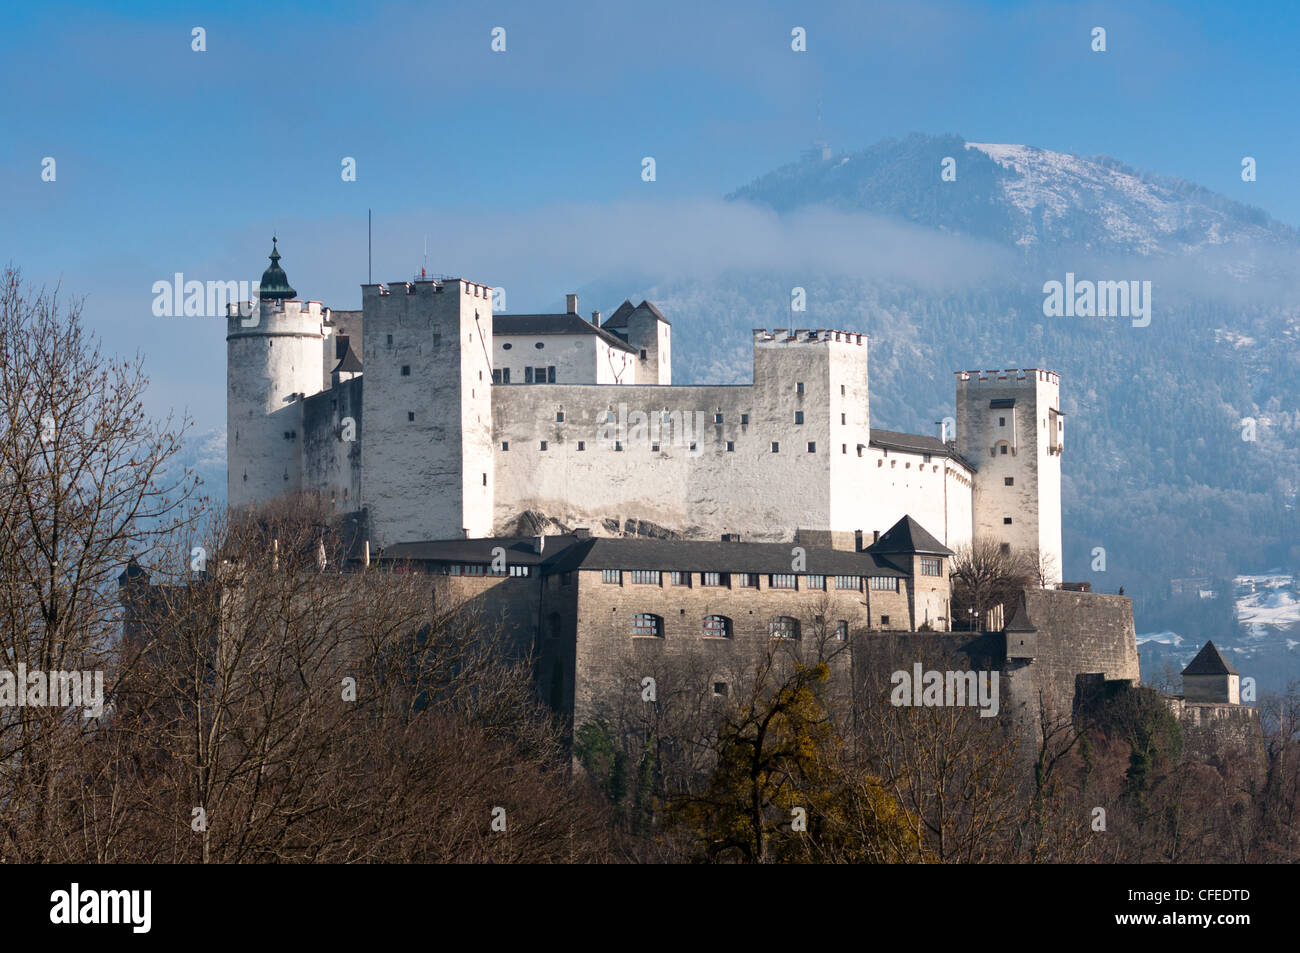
{"left": 367, "top": 209, "right": 372, "bottom": 284}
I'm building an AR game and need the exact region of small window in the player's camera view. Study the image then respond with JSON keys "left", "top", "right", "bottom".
{"left": 735, "top": 573, "right": 758, "bottom": 588}
{"left": 703, "top": 615, "right": 732, "bottom": 639}
{"left": 535, "top": 366, "right": 547, "bottom": 383}
{"left": 999, "top": 417, "right": 1006, "bottom": 426}
{"left": 482, "top": 473, "right": 487, "bottom": 486}
{"left": 841, "top": 413, "right": 846, "bottom": 425}
{"left": 726, "top": 441, "right": 734, "bottom": 452}
{"left": 740, "top": 414, "right": 749, "bottom": 425}
{"left": 652, "top": 442, "right": 660, "bottom": 452}
{"left": 771, "top": 442, "right": 780, "bottom": 453}
{"left": 407, "top": 412, "right": 415, "bottom": 421}
{"left": 702, "top": 571, "right": 728, "bottom": 587}
{"left": 502, "top": 342, "right": 513, "bottom": 350}
{"left": 713, "top": 681, "right": 729, "bottom": 696}
{"left": 869, "top": 576, "right": 899, "bottom": 591}
{"left": 794, "top": 411, "right": 804, "bottom": 425}
{"left": 807, "top": 442, "right": 816, "bottom": 453}
{"left": 805, "top": 574, "right": 825, "bottom": 590}
{"left": 539, "top": 441, "right": 548, "bottom": 451}
{"left": 689, "top": 442, "right": 697, "bottom": 452}
{"left": 614, "top": 441, "right": 623, "bottom": 451}
{"left": 556, "top": 411, "right": 564, "bottom": 422}
{"left": 920, "top": 557, "right": 942, "bottom": 576}
{"left": 834, "top": 575, "right": 861, "bottom": 591}
{"left": 629, "top": 570, "right": 661, "bottom": 585}
{"left": 1004, "top": 476, "right": 1014, "bottom": 486}
{"left": 502, "top": 441, "right": 509, "bottom": 450}
{"left": 796, "top": 382, "right": 804, "bottom": 394}
{"left": 602, "top": 569, "right": 622, "bottom": 584}
{"left": 1000, "top": 444, "right": 1008, "bottom": 455}
{"left": 714, "top": 413, "right": 723, "bottom": 424}
{"left": 577, "top": 441, "right": 585, "bottom": 451}
{"left": 769, "top": 616, "right": 800, "bottom": 640}
{"left": 835, "top": 620, "right": 848, "bottom": 641}
{"left": 548, "top": 366, "right": 556, "bottom": 383}
{"left": 501, "top": 368, "right": 510, "bottom": 383}
{"left": 1003, "top": 517, "right": 1012, "bottom": 525}
{"left": 842, "top": 444, "right": 847, "bottom": 454}
{"left": 401, "top": 365, "right": 411, "bottom": 376}
{"left": 840, "top": 385, "right": 845, "bottom": 395}
{"left": 770, "top": 574, "right": 797, "bottom": 590}
{"left": 880, "top": 615, "right": 891, "bottom": 627}
{"left": 632, "top": 613, "right": 663, "bottom": 638}
{"left": 386, "top": 334, "right": 393, "bottom": 347}
{"left": 534, "top": 342, "right": 545, "bottom": 350}
{"left": 640, "top": 349, "right": 647, "bottom": 360}
{"left": 671, "top": 571, "right": 691, "bottom": 587}
{"left": 492, "top": 369, "right": 502, "bottom": 383}
{"left": 524, "top": 367, "right": 534, "bottom": 383}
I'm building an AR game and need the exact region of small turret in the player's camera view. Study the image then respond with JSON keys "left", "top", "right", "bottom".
{"left": 259, "top": 236, "right": 297, "bottom": 300}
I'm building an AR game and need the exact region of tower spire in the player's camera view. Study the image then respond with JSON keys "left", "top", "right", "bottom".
{"left": 259, "top": 235, "right": 297, "bottom": 300}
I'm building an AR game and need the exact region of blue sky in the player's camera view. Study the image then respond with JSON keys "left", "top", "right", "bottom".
{"left": 2, "top": 0, "right": 1297, "bottom": 430}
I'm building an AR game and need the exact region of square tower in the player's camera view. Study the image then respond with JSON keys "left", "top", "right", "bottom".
{"left": 954, "top": 369, "right": 1063, "bottom": 583}
{"left": 361, "top": 278, "right": 495, "bottom": 546}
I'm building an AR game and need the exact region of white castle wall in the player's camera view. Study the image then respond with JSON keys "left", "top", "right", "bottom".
{"left": 493, "top": 331, "right": 634, "bottom": 384}
{"left": 226, "top": 298, "right": 329, "bottom": 507}
{"left": 955, "top": 369, "right": 1063, "bottom": 582}
{"left": 861, "top": 449, "right": 974, "bottom": 550}
{"left": 360, "top": 279, "right": 495, "bottom": 546}
{"left": 492, "top": 330, "right": 875, "bottom": 541}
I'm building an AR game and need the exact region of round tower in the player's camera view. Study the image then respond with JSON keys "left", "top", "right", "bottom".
{"left": 226, "top": 238, "right": 328, "bottom": 507}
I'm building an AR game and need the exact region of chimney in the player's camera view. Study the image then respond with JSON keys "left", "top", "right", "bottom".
{"left": 591, "top": 310, "right": 601, "bottom": 326}
{"left": 873, "top": 530, "right": 880, "bottom": 544}
{"left": 534, "top": 535, "right": 545, "bottom": 554}
{"left": 855, "top": 529, "right": 864, "bottom": 551}
{"left": 565, "top": 293, "right": 578, "bottom": 314}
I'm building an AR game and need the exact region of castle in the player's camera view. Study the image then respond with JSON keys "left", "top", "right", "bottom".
{"left": 209, "top": 239, "right": 1263, "bottom": 749}
{"left": 227, "top": 239, "right": 1065, "bottom": 583}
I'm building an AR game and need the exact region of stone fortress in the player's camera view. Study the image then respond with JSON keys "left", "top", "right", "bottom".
{"left": 228, "top": 240, "right": 1064, "bottom": 577}
{"left": 222, "top": 240, "right": 1252, "bottom": 745}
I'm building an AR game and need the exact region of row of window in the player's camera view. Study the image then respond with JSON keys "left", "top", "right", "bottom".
{"left": 631, "top": 613, "right": 851, "bottom": 641}
{"left": 491, "top": 366, "right": 557, "bottom": 384}
{"left": 443, "top": 564, "right": 531, "bottom": 577}
{"left": 601, "top": 570, "right": 904, "bottom": 591}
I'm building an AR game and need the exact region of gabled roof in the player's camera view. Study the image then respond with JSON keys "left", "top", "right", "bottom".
{"left": 493, "top": 313, "right": 637, "bottom": 353}
{"left": 1182, "top": 641, "right": 1239, "bottom": 677}
{"left": 866, "top": 515, "right": 953, "bottom": 557}
{"left": 601, "top": 300, "right": 637, "bottom": 329}
{"left": 600, "top": 299, "right": 671, "bottom": 329}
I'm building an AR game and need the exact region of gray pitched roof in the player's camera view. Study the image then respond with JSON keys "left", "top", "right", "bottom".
{"left": 332, "top": 337, "right": 363, "bottom": 374}
{"left": 494, "top": 313, "right": 636, "bottom": 353}
{"left": 1182, "top": 641, "right": 1239, "bottom": 677}
{"left": 600, "top": 299, "right": 671, "bottom": 329}
{"left": 870, "top": 429, "right": 973, "bottom": 469}
{"left": 601, "top": 300, "right": 637, "bottom": 329}
{"left": 379, "top": 534, "right": 905, "bottom": 577}
{"left": 866, "top": 515, "right": 953, "bottom": 557}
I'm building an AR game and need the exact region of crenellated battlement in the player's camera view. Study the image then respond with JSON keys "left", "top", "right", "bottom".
{"left": 752, "top": 328, "right": 867, "bottom": 345}
{"left": 956, "top": 368, "right": 1059, "bottom": 385}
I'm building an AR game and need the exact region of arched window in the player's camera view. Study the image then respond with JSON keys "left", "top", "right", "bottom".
{"left": 702, "top": 615, "right": 732, "bottom": 638}
{"left": 769, "top": 616, "right": 800, "bottom": 640}
{"left": 632, "top": 613, "right": 663, "bottom": 638}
